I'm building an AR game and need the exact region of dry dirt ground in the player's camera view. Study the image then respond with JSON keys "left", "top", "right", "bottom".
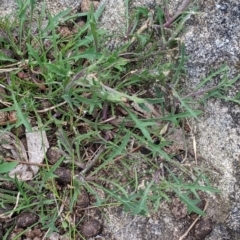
{"left": 0, "top": 0, "right": 240, "bottom": 239}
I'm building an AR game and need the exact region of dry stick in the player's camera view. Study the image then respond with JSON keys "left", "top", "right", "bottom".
{"left": 164, "top": 0, "right": 190, "bottom": 28}
{"left": 192, "top": 134, "right": 197, "bottom": 164}
{"left": 179, "top": 200, "right": 209, "bottom": 240}
{"left": 114, "top": 145, "right": 142, "bottom": 162}
{"left": 36, "top": 101, "right": 67, "bottom": 113}
{"left": 5, "top": 157, "right": 48, "bottom": 167}
{"left": 190, "top": 125, "right": 197, "bottom": 164}
{"left": 81, "top": 145, "right": 105, "bottom": 174}
{"left": 84, "top": 146, "right": 142, "bottom": 179}
{"left": 6, "top": 156, "right": 85, "bottom": 169}
{"left": 182, "top": 86, "right": 219, "bottom": 99}
{"left": 129, "top": 18, "right": 150, "bottom": 45}
{"left": 99, "top": 116, "right": 116, "bottom": 124}
{"left": 0, "top": 192, "right": 20, "bottom": 219}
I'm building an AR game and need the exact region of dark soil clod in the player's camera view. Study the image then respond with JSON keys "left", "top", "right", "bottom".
{"left": 46, "top": 147, "right": 64, "bottom": 164}
{"left": 16, "top": 212, "right": 38, "bottom": 228}
{"left": 54, "top": 167, "right": 72, "bottom": 184}
{"left": 80, "top": 219, "right": 103, "bottom": 238}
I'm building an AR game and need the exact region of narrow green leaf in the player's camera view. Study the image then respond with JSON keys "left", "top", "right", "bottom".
{"left": 45, "top": 63, "right": 68, "bottom": 77}
{"left": 27, "top": 43, "right": 43, "bottom": 67}
{"left": 179, "top": 193, "right": 204, "bottom": 215}
{"left": 0, "top": 162, "right": 18, "bottom": 173}
{"left": 71, "top": 48, "right": 102, "bottom": 61}
{"left": 125, "top": 109, "right": 154, "bottom": 142}
{"left": 90, "top": 132, "right": 130, "bottom": 175}
{"left": 0, "top": 52, "right": 16, "bottom": 62}
{"left": 172, "top": 89, "right": 199, "bottom": 119}
{"left": 131, "top": 180, "right": 154, "bottom": 215}
{"left": 11, "top": 92, "right": 32, "bottom": 132}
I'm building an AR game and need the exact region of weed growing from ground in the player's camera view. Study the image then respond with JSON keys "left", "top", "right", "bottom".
{"left": 0, "top": 0, "right": 238, "bottom": 238}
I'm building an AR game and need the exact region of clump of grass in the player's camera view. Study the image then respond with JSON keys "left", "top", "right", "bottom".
{"left": 1, "top": 0, "right": 238, "bottom": 238}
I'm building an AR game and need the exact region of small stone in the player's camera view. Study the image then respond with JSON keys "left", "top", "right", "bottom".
{"left": 72, "top": 21, "right": 86, "bottom": 34}
{"left": 80, "top": 0, "right": 99, "bottom": 12}
{"left": 24, "top": 229, "right": 43, "bottom": 238}
{"left": 16, "top": 212, "right": 38, "bottom": 228}
{"left": 206, "top": 224, "right": 231, "bottom": 240}
{"left": 39, "top": 100, "right": 52, "bottom": 110}
{"left": 193, "top": 217, "right": 213, "bottom": 240}
{"left": 8, "top": 111, "right": 17, "bottom": 121}
{"left": 227, "top": 204, "right": 240, "bottom": 232}
{"left": 11, "top": 125, "right": 25, "bottom": 138}
{"left": 57, "top": 26, "right": 72, "bottom": 38}
{"left": 1, "top": 181, "right": 17, "bottom": 190}
{"left": 76, "top": 188, "right": 90, "bottom": 208}
{"left": 80, "top": 219, "right": 102, "bottom": 238}
{"left": 48, "top": 232, "right": 60, "bottom": 240}
{"left": 47, "top": 147, "right": 63, "bottom": 164}
{"left": 0, "top": 111, "right": 8, "bottom": 122}
{"left": 54, "top": 167, "right": 72, "bottom": 184}
{"left": 171, "top": 197, "right": 188, "bottom": 219}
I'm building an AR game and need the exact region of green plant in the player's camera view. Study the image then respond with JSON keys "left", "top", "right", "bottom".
{"left": 1, "top": 0, "right": 237, "bottom": 238}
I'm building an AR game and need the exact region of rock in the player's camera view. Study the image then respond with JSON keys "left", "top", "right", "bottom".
{"left": 1, "top": 181, "right": 17, "bottom": 190}
{"left": 76, "top": 188, "right": 90, "bottom": 208}
{"left": 193, "top": 217, "right": 213, "bottom": 240}
{"left": 171, "top": 197, "right": 188, "bottom": 219}
{"left": 47, "top": 147, "right": 63, "bottom": 164}
{"left": 54, "top": 167, "right": 72, "bottom": 184}
{"left": 24, "top": 229, "right": 43, "bottom": 239}
{"left": 80, "top": 219, "right": 102, "bottom": 238}
{"left": 0, "top": 111, "right": 8, "bottom": 122}
{"left": 205, "top": 223, "right": 231, "bottom": 240}
{"left": 16, "top": 212, "right": 38, "bottom": 228}
{"left": 227, "top": 204, "right": 240, "bottom": 233}
{"left": 80, "top": 0, "right": 100, "bottom": 12}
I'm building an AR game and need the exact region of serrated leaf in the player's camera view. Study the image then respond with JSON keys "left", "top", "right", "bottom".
{"left": 179, "top": 193, "right": 204, "bottom": 215}
{"left": 45, "top": 63, "right": 69, "bottom": 77}
{"left": 131, "top": 180, "right": 153, "bottom": 215}
{"left": 70, "top": 48, "right": 102, "bottom": 61}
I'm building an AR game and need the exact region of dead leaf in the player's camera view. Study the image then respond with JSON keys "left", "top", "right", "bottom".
{"left": 26, "top": 126, "right": 49, "bottom": 174}
{"left": 0, "top": 130, "right": 33, "bottom": 180}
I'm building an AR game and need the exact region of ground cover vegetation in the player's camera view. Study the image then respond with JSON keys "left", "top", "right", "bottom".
{"left": 0, "top": 0, "right": 239, "bottom": 238}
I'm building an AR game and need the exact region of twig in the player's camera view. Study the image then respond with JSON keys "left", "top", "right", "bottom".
{"left": 36, "top": 101, "right": 67, "bottom": 113}
{"left": 5, "top": 157, "right": 48, "bottom": 167}
{"left": 164, "top": 0, "right": 190, "bottom": 28}
{"left": 99, "top": 116, "right": 116, "bottom": 124}
{"left": 114, "top": 145, "right": 142, "bottom": 162}
{"left": 122, "top": 10, "right": 154, "bottom": 52}
{"left": 182, "top": 86, "right": 218, "bottom": 99}
{"left": 129, "top": 18, "right": 150, "bottom": 45}
{"left": 84, "top": 145, "right": 142, "bottom": 179}
{"left": 179, "top": 200, "right": 209, "bottom": 240}
{"left": 102, "top": 102, "right": 109, "bottom": 120}
{"left": 81, "top": 145, "right": 105, "bottom": 174}
{"left": 0, "top": 192, "right": 20, "bottom": 219}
